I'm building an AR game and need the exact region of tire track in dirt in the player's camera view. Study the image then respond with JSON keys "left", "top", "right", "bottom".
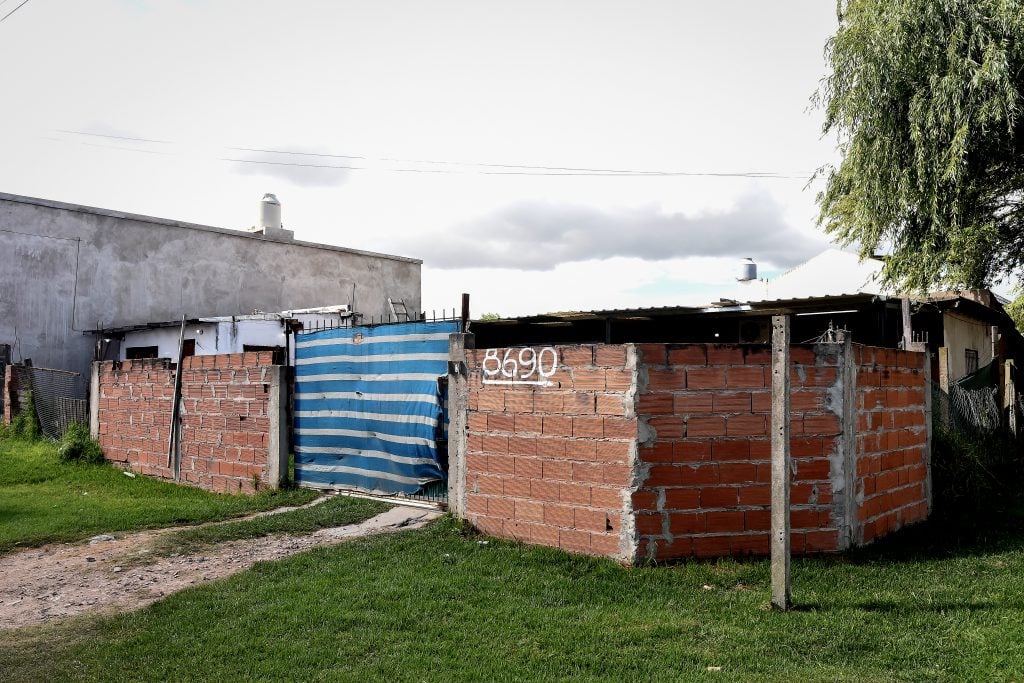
{"left": 0, "top": 506, "right": 439, "bottom": 629}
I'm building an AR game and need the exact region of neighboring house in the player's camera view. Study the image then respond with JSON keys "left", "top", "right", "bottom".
{"left": 740, "top": 249, "right": 1019, "bottom": 384}
{"left": 0, "top": 193, "right": 421, "bottom": 377}
{"left": 471, "top": 249, "right": 1024, "bottom": 387}
{"left": 91, "top": 306, "right": 353, "bottom": 366}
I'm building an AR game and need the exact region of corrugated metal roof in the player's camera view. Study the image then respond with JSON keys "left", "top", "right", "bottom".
{"left": 474, "top": 293, "right": 882, "bottom": 324}
{"left": 88, "top": 305, "right": 352, "bottom": 334}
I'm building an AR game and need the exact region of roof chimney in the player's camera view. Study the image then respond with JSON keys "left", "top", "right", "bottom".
{"left": 249, "top": 193, "right": 294, "bottom": 240}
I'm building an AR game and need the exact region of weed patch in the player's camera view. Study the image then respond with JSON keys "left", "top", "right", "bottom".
{"left": 57, "top": 422, "right": 104, "bottom": 464}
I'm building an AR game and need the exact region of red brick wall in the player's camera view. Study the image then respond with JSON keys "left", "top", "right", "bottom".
{"left": 633, "top": 344, "right": 844, "bottom": 561}
{"left": 95, "top": 352, "right": 279, "bottom": 494}
{"left": 455, "top": 339, "right": 931, "bottom": 563}
{"left": 854, "top": 347, "right": 929, "bottom": 543}
{"left": 462, "top": 344, "right": 637, "bottom": 560}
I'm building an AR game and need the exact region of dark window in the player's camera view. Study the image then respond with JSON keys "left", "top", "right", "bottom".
{"left": 182, "top": 339, "right": 196, "bottom": 357}
{"left": 965, "top": 349, "right": 979, "bottom": 374}
{"left": 243, "top": 344, "right": 285, "bottom": 364}
{"left": 125, "top": 346, "right": 159, "bottom": 360}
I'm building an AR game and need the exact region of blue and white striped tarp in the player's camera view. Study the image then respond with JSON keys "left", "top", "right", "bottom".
{"left": 293, "top": 320, "right": 458, "bottom": 494}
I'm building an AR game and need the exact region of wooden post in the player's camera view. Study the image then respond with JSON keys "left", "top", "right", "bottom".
{"left": 166, "top": 315, "right": 186, "bottom": 476}
{"left": 937, "top": 346, "right": 950, "bottom": 426}
{"left": 1006, "top": 360, "right": 1018, "bottom": 437}
{"left": 937, "top": 347, "right": 950, "bottom": 392}
{"left": 771, "top": 315, "right": 791, "bottom": 611}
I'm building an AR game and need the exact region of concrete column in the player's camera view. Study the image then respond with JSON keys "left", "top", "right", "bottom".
{"left": 266, "top": 365, "right": 290, "bottom": 489}
{"left": 836, "top": 332, "right": 857, "bottom": 550}
{"left": 901, "top": 298, "right": 913, "bottom": 349}
{"left": 770, "top": 315, "right": 791, "bottom": 611}
{"left": 447, "top": 333, "right": 474, "bottom": 517}
{"left": 923, "top": 353, "right": 934, "bottom": 514}
{"left": 89, "top": 362, "right": 100, "bottom": 439}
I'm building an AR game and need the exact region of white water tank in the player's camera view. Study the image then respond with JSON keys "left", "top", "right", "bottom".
{"left": 737, "top": 257, "right": 757, "bottom": 281}
{"left": 259, "top": 193, "right": 282, "bottom": 230}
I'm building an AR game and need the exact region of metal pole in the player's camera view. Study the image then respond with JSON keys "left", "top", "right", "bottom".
{"left": 461, "top": 293, "right": 470, "bottom": 331}
{"left": 166, "top": 314, "right": 186, "bottom": 475}
{"left": 771, "top": 314, "right": 792, "bottom": 611}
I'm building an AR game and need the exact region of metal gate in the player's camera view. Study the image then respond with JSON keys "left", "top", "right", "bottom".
{"left": 292, "top": 320, "right": 459, "bottom": 496}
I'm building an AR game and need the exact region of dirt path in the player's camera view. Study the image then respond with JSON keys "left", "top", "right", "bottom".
{"left": 0, "top": 505, "right": 440, "bottom": 630}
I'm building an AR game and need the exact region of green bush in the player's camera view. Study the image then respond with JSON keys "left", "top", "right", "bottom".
{"left": 7, "top": 391, "right": 41, "bottom": 441}
{"left": 57, "top": 422, "right": 105, "bottom": 464}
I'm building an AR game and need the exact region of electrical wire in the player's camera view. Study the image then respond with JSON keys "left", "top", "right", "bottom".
{"left": 49, "top": 128, "right": 814, "bottom": 180}
{"left": 0, "top": 0, "right": 31, "bottom": 25}
{"left": 54, "top": 129, "right": 172, "bottom": 145}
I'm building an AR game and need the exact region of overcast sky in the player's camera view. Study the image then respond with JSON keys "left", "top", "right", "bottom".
{"left": 0, "top": 0, "right": 843, "bottom": 317}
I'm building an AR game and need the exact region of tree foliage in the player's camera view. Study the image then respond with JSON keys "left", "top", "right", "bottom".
{"left": 1007, "top": 287, "right": 1024, "bottom": 330}
{"left": 817, "top": 0, "right": 1024, "bottom": 292}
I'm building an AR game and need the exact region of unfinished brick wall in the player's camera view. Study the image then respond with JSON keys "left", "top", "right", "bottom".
{"left": 93, "top": 353, "right": 285, "bottom": 494}
{"left": 452, "top": 336, "right": 932, "bottom": 563}
{"left": 854, "top": 347, "right": 930, "bottom": 543}
{"left": 633, "top": 344, "right": 843, "bottom": 561}
{"left": 461, "top": 344, "right": 637, "bottom": 561}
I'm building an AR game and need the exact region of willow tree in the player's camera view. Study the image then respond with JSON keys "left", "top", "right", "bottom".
{"left": 817, "top": 0, "right": 1024, "bottom": 292}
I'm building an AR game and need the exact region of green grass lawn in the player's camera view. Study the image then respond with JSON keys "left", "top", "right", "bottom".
{"left": 3, "top": 514, "right": 1024, "bottom": 681}
{"left": 0, "top": 437, "right": 319, "bottom": 552}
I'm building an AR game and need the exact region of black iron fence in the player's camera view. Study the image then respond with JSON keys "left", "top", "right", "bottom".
{"left": 6, "top": 365, "right": 87, "bottom": 440}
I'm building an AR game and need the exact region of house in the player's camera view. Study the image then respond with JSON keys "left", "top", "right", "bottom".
{"left": 0, "top": 192, "right": 421, "bottom": 378}
{"left": 470, "top": 249, "right": 1024, "bottom": 388}
{"left": 90, "top": 305, "right": 353, "bottom": 366}
{"left": 447, "top": 250, "right": 1022, "bottom": 562}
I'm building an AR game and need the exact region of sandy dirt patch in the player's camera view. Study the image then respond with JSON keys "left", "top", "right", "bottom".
{"left": 0, "top": 505, "right": 439, "bottom": 630}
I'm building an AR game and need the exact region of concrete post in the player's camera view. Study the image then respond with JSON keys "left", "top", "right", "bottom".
{"left": 922, "top": 352, "right": 934, "bottom": 515}
{"left": 901, "top": 298, "right": 913, "bottom": 349}
{"left": 266, "top": 365, "right": 290, "bottom": 489}
{"left": 447, "top": 333, "right": 474, "bottom": 517}
{"left": 770, "top": 315, "right": 792, "bottom": 611}
{"left": 89, "top": 362, "right": 100, "bottom": 439}
{"left": 836, "top": 331, "right": 857, "bottom": 550}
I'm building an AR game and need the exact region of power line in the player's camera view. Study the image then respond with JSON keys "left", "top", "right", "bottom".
{"left": 220, "top": 156, "right": 809, "bottom": 179}
{"left": 228, "top": 146, "right": 366, "bottom": 161}
{"left": 40, "top": 136, "right": 174, "bottom": 156}
{"left": 49, "top": 129, "right": 813, "bottom": 180}
{"left": 55, "top": 129, "right": 172, "bottom": 145}
{"left": 0, "top": 0, "right": 31, "bottom": 25}
{"left": 229, "top": 142, "right": 804, "bottom": 177}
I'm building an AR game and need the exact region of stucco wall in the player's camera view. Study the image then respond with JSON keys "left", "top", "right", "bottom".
{"left": 0, "top": 193, "right": 421, "bottom": 376}
{"left": 118, "top": 320, "right": 287, "bottom": 361}
{"left": 943, "top": 311, "right": 993, "bottom": 380}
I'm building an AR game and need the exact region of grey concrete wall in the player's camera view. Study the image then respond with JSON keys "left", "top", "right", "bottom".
{"left": 0, "top": 193, "right": 421, "bottom": 376}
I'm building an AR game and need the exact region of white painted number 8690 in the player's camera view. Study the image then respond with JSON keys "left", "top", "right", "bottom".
{"left": 482, "top": 347, "right": 558, "bottom": 385}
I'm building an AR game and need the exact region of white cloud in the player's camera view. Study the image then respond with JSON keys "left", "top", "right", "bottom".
{"left": 402, "top": 192, "right": 829, "bottom": 271}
